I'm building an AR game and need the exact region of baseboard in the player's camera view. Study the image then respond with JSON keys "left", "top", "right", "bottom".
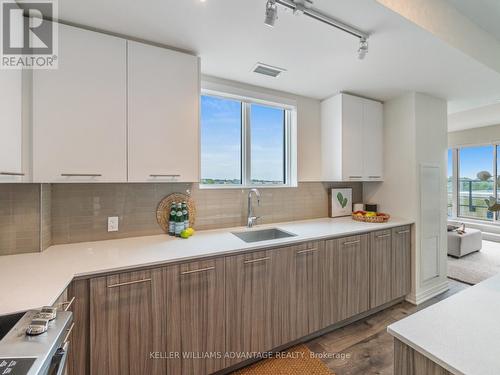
{"left": 406, "top": 280, "right": 449, "bottom": 305}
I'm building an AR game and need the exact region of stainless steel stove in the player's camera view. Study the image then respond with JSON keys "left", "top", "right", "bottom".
{"left": 0, "top": 308, "right": 73, "bottom": 375}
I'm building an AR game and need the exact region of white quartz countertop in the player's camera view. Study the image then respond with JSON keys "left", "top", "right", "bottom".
{"left": 388, "top": 274, "right": 500, "bottom": 375}
{"left": 0, "top": 216, "right": 412, "bottom": 316}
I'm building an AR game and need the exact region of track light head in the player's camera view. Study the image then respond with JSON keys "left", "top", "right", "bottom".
{"left": 358, "top": 37, "right": 368, "bottom": 60}
{"left": 264, "top": 0, "right": 278, "bottom": 27}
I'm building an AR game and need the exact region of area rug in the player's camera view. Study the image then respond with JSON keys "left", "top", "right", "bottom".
{"left": 448, "top": 240, "right": 500, "bottom": 285}
{"left": 232, "top": 344, "right": 333, "bottom": 375}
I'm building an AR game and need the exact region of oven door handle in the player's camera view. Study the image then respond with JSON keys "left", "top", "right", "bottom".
{"left": 48, "top": 341, "right": 69, "bottom": 375}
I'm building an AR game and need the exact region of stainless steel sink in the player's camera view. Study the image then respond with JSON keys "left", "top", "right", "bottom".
{"left": 231, "top": 228, "right": 297, "bottom": 243}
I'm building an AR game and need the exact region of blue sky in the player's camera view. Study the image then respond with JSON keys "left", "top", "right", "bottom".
{"left": 201, "top": 95, "right": 284, "bottom": 182}
{"left": 458, "top": 145, "right": 494, "bottom": 179}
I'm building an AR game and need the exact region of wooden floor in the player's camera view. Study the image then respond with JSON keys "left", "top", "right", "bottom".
{"left": 305, "top": 279, "right": 469, "bottom": 375}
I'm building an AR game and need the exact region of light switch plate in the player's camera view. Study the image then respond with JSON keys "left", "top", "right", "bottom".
{"left": 108, "top": 216, "right": 119, "bottom": 232}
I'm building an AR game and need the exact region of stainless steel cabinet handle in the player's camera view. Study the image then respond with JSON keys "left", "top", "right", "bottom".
{"left": 397, "top": 230, "right": 410, "bottom": 235}
{"left": 296, "top": 248, "right": 318, "bottom": 255}
{"left": 61, "top": 173, "right": 102, "bottom": 177}
{"left": 149, "top": 174, "right": 181, "bottom": 178}
{"left": 376, "top": 234, "right": 391, "bottom": 239}
{"left": 60, "top": 296, "right": 75, "bottom": 311}
{"left": 63, "top": 322, "right": 75, "bottom": 344}
{"left": 369, "top": 176, "right": 382, "bottom": 178}
{"left": 243, "top": 257, "right": 270, "bottom": 264}
{"left": 343, "top": 240, "right": 360, "bottom": 246}
{"left": 107, "top": 278, "right": 152, "bottom": 288}
{"left": 0, "top": 171, "right": 25, "bottom": 176}
{"left": 181, "top": 266, "right": 215, "bottom": 275}
{"left": 349, "top": 176, "right": 362, "bottom": 179}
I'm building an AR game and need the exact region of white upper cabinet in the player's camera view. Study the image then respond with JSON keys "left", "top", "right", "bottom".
{"left": 321, "top": 93, "right": 383, "bottom": 182}
{"left": 127, "top": 41, "right": 200, "bottom": 182}
{"left": 33, "top": 23, "right": 127, "bottom": 182}
{"left": 0, "top": 69, "right": 24, "bottom": 182}
{"left": 362, "top": 98, "right": 383, "bottom": 180}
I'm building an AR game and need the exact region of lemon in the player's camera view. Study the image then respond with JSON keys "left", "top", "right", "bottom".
{"left": 180, "top": 230, "right": 190, "bottom": 239}
{"left": 186, "top": 228, "right": 195, "bottom": 236}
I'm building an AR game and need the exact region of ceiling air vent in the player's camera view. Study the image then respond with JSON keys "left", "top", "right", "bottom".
{"left": 252, "top": 63, "right": 286, "bottom": 78}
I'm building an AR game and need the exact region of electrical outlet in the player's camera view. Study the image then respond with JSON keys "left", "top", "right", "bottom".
{"left": 108, "top": 216, "right": 119, "bottom": 232}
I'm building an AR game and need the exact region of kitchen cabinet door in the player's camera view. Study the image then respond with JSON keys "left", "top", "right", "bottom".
{"left": 0, "top": 69, "right": 24, "bottom": 182}
{"left": 286, "top": 241, "right": 324, "bottom": 339}
{"left": 322, "top": 234, "right": 369, "bottom": 326}
{"left": 89, "top": 270, "right": 165, "bottom": 375}
{"left": 392, "top": 226, "right": 412, "bottom": 299}
{"left": 341, "top": 94, "right": 364, "bottom": 181}
{"left": 67, "top": 280, "right": 90, "bottom": 375}
{"left": 370, "top": 230, "right": 393, "bottom": 308}
{"left": 169, "top": 259, "right": 225, "bottom": 375}
{"left": 321, "top": 93, "right": 383, "bottom": 182}
{"left": 33, "top": 23, "right": 127, "bottom": 182}
{"left": 363, "top": 98, "right": 383, "bottom": 181}
{"left": 225, "top": 250, "right": 274, "bottom": 366}
{"left": 127, "top": 41, "right": 199, "bottom": 183}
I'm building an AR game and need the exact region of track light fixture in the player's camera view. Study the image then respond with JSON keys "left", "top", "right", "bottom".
{"left": 265, "top": 0, "right": 370, "bottom": 59}
{"left": 358, "top": 38, "right": 368, "bottom": 60}
{"left": 264, "top": 0, "right": 278, "bottom": 28}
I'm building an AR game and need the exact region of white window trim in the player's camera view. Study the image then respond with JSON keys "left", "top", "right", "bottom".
{"left": 200, "top": 89, "right": 298, "bottom": 189}
{"left": 449, "top": 143, "right": 499, "bottom": 223}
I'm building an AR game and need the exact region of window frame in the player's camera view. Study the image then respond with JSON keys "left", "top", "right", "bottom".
{"left": 200, "top": 89, "right": 297, "bottom": 189}
{"left": 448, "top": 143, "right": 499, "bottom": 222}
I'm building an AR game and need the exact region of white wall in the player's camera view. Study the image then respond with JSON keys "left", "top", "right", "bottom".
{"left": 364, "top": 92, "right": 448, "bottom": 304}
{"left": 376, "top": 0, "right": 500, "bottom": 75}
{"left": 201, "top": 75, "right": 322, "bottom": 182}
{"left": 449, "top": 123, "right": 500, "bottom": 147}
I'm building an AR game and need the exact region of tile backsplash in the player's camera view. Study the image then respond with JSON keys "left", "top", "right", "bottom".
{"left": 0, "top": 184, "right": 41, "bottom": 256}
{"left": 51, "top": 183, "right": 191, "bottom": 244}
{"left": 0, "top": 182, "right": 362, "bottom": 252}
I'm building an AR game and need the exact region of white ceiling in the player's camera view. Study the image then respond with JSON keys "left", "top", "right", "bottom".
{"left": 448, "top": 0, "right": 500, "bottom": 41}
{"left": 55, "top": 0, "right": 500, "bottom": 117}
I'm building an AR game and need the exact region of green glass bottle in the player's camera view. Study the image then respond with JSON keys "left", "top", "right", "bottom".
{"left": 175, "top": 203, "right": 183, "bottom": 237}
{"left": 168, "top": 202, "right": 176, "bottom": 236}
{"left": 182, "top": 202, "right": 189, "bottom": 230}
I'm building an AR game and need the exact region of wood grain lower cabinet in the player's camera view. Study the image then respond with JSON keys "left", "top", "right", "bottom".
{"left": 286, "top": 242, "right": 324, "bottom": 339}
{"left": 392, "top": 226, "right": 412, "bottom": 299}
{"left": 89, "top": 270, "right": 165, "bottom": 375}
{"left": 225, "top": 241, "right": 323, "bottom": 366}
{"left": 67, "top": 279, "right": 90, "bottom": 375}
{"left": 225, "top": 250, "right": 274, "bottom": 366}
{"left": 370, "top": 230, "right": 393, "bottom": 308}
{"left": 322, "top": 235, "right": 370, "bottom": 326}
{"left": 169, "top": 258, "right": 226, "bottom": 375}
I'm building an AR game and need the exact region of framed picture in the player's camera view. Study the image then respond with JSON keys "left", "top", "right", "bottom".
{"left": 329, "top": 188, "right": 353, "bottom": 217}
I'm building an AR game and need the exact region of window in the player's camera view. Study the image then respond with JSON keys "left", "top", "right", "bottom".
{"left": 250, "top": 103, "right": 285, "bottom": 185}
{"left": 200, "top": 93, "right": 295, "bottom": 187}
{"left": 456, "top": 145, "right": 495, "bottom": 221}
{"left": 200, "top": 95, "right": 242, "bottom": 185}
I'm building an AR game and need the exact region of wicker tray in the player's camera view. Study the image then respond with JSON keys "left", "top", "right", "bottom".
{"left": 156, "top": 193, "right": 196, "bottom": 233}
{"left": 352, "top": 212, "right": 390, "bottom": 223}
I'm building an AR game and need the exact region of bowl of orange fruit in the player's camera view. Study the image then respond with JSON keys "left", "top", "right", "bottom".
{"left": 352, "top": 211, "right": 390, "bottom": 223}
